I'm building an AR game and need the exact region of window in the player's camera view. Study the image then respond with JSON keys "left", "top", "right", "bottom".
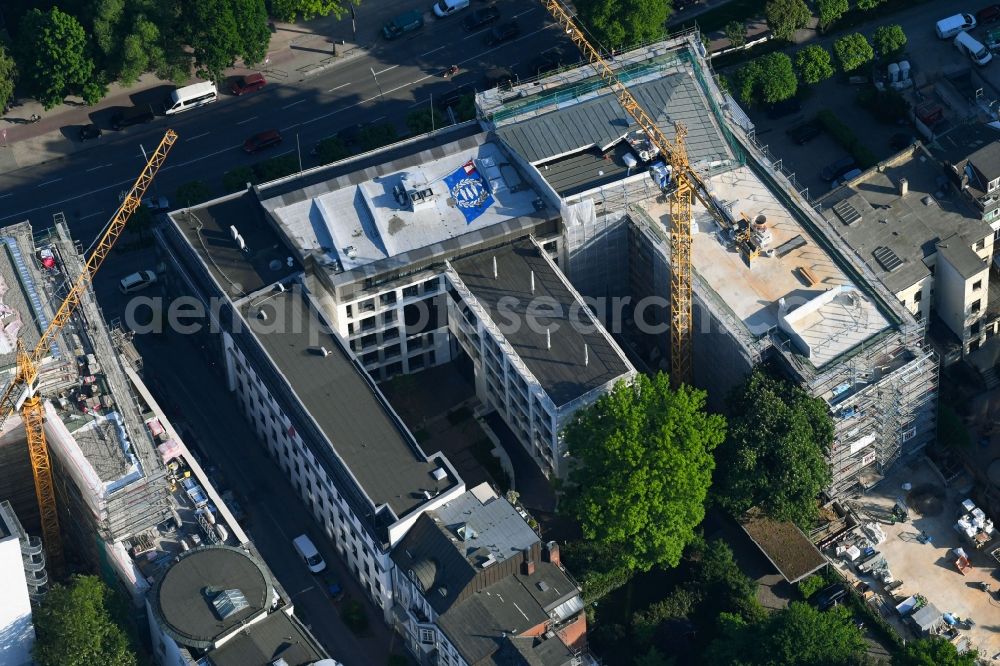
{"left": 384, "top": 327, "right": 399, "bottom": 341}
{"left": 971, "top": 339, "right": 982, "bottom": 352}
{"left": 380, "top": 291, "right": 397, "bottom": 306}
{"left": 361, "top": 333, "right": 377, "bottom": 348}
{"left": 345, "top": 304, "right": 353, "bottom": 318}
{"left": 971, "top": 299, "right": 982, "bottom": 314}
{"left": 360, "top": 316, "right": 376, "bottom": 332}
{"left": 422, "top": 277, "right": 439, "bottom": 293}
{"left": 360, "top": 298, "right": 376, "bottom": 313}
{"left": 384, "top": 343, "right": 401, "bottom": 358}
{"left": 420, "top": 629, "right": 435, "bottom": 645}
{"left": 362, "top": 351, "right": 378, "bottom": 366}
{"left": 975, "top": 239, "right": 986, "bottom": 251}
{"left": 913, "top": 290, "right": 922, "bottom": 303}
{"left": 973, "top": 279, "right": 983, "bottom": 291}
{"left": 972, "top": 321, "right": 982, "bottom": 335}
{"left": 403, "top": 285, "right": 419, "bottom": 298}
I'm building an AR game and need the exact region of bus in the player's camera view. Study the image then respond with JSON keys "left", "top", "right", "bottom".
{"left": 164, "top": 81, "right": 218, "bottom": 115}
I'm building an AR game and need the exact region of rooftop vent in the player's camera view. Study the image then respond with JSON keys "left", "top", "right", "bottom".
{"left": 343, "top": 245, "right": 358, "bottom": 259}
{"left": 873, "top": 246, "right": 903, "bottom": 272}
{"left": 211, "top": 588, "right": 249, "bottom": 620}
{"left": 431, "top": 467, "right": 447, "bottom": 481}
{"left": 833, "top": 200, "right": 862, "bottom": 226}
{"left": 456, "top": 523, "right": 478, "bottom": 541}
{"left": 480, "top": 553, "right": 497, "bottom": 569}
{"left": 537, "top": 580, "right": 550, "bottom": 592}
{"left": 921, "top": 195, "right": 935, "bottom": 206}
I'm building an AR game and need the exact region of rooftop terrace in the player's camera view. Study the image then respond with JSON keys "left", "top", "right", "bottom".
{"left": 639, "top": 165, "right": 890, "bottom": 367}
{"left": 820, "top": 147, "right": 991, "bottom": 294}
{"left": 449, "top": 240, "right": 635, "bottom": 406}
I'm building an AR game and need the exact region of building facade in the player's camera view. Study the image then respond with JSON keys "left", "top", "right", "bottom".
{"left": 0, "top": 501, "right": 38, "bottom": 666}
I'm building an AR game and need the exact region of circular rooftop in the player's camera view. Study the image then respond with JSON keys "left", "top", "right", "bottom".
{"left": 153, "top": 545, "right": 273, "bottom": 649}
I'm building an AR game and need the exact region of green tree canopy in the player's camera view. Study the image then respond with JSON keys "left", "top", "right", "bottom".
{"left": 734, "top": 53, "right": 798, "bottom": 107}
{"left": 894, "top": 637, "right": 978, "bottom": 666}
{"left": 834, "top": 33, "right": 874, "bottom": 73}
{"left": 0, "top": 45, "right": 16, "bottom": 113}
{"left": 796, "top": 45, "right": 835, "bottom": 85}
{"left": 358, "top": 123, "right": 398, "bottom": 151}
{"left": 725, "top": 21, "right": 746, "bottom": 48}
{"left": 574, "top": 0, "right": 670, "bottom": 51}
{"left": 175, "top": 181, "right": 213, "bottom": 207}
{"left": 561, "top": 372, "right": 726, "bottom": 573}
{"left": 268, "top": 0, "right": 358, "bottom": 23}
{"left": 873, "top": 24, "right": 907, "bottom": 57}
{"left": 16, "top": 7, "right": 105, "bottom": 109}
{"left": 33, "top": 575, "right": 136, "bottom": 666}
{"left": 856, "top": 0, "right": 885, "bottom": 9}
{"left": 406, "top": 106, "right": 445, "bottom": 135}
{"left": 707, "top": 602, "right": 866, "bottom": 665}
{"left": 714, "top": 369, "right": 833, "bottom": 526}
{"left": 315, "top": 136, "right": 350, "bottom": 164}
{"left": 186, "top": 0, "right": 270, "bottom": 80}
{"left": 816, "top": 0, "right": 848, "bottom": 30}
{"left": 765, "top": 0, "right": 811, "bottom": 42}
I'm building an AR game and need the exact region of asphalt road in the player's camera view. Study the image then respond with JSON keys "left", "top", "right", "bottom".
{"left": 0, "top": 0, "right": 572, "bottom": 243}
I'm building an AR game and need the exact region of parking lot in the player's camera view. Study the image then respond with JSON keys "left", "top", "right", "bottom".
{"left": 835, "top": 459, "right": 1000, "bottom": 659}
{"left": 741, "top": 2, "right": 1000, "bottom": 203}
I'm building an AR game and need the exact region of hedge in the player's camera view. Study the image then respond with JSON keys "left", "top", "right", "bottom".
{"left": 816, "top": 109, "right": 877, "bottom": 169}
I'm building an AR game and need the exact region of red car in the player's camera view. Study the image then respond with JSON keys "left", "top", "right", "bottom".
{"left": 243, "top": 129, "right": 282, "bottom": 153}
{"left": 231, "top": 73, "right": 267, "bottom": 95}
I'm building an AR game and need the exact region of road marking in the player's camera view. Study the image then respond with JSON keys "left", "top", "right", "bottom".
{"left": 187, "top": 132, "right": 209, "bottom": 141}
{"left": 282, "top": 99, "right": 306, "bottom": 109}
{"left": 420, "top": 46, "right": 446, "bottom": 57}
{"left": 373, "top": 64, "right": 398, "bottom": 75}
{"left": 85, "top": 163, "right": 112, "bottom": 172}
{"left": 236, "top": 116, "right": 258, "bottom": 125}
{"left": 463, "top": 29, "right": 490, "bottom": 40}
{"left": 513, "top": 7, "right": 539, "bottom": 18}
{"left": 37, "top": 178, "right": 62, "bottom": 187}
{"left": 78, "top": 211, "right": 105, "bottom": 220}
{"left": 327, "top": 82, "right": 352, "bottom": 92}
{"left": 279, "top": 124, "right": 301, "bottom": 132}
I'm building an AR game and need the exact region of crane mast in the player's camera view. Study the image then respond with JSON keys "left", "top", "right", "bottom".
{"left": 0, "top": 129, "right": 178, "bottom": 573}
{"left": 539, "top": 0, "right": 732, "bottom": 386}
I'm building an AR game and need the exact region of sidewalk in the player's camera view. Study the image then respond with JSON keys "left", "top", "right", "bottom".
{"left": 0, "top": 11, "right": 370, "bottom": 175}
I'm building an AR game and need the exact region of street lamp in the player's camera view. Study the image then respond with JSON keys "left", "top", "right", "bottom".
{"left": 370, "top": 67, "right": 384, "bottom": 100}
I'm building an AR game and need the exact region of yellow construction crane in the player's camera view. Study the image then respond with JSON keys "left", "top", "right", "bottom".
{"left": 541, "top": 0, "right": 732, "bottom": 386}
{"left": 0, "top": 129, "right": 178, "bottom": 574}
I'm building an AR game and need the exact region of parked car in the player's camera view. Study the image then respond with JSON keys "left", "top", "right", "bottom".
{"left": 433, "top": 0, "right": 470, "bottom": 18}
{"left": 110, "top": 104, "right": 155, "bottom": 131}
{"left": 831, "top": 167, "right": 863, "bottom": 189}
{"left": 231, "top": 72, "right": 266, "bottom": 95}
{"left": 243, "top": 129, "right": 282, "bottom": 153}
{"left": 766, "top": 97, "right": 802, "bottom": 119}
{"left": 820, "top": 156, "right": 857, "bottom": 181}
{"left": 936, "top": 13, "right": 977, "bottom": 39}
{"left": 142, "top": 196, "right": 170, "bottom": 212}
{"left": 79, "top": 124, "right": 102, "bottom": 141}
{"left": 119, "top": 270, "right": 157, "bottom": 294}
{"left": 486, "top": 21, "right": 519, "bottom": 46}
{"left": 979, "top": 5, "right": 1000, "bottom": 24}
{"left": 464, "top": 6, "right": 500, "bottom": 30}
{"left": 383, "top": 10, "right": 424, "bottom": 40}
{"left": 813, "top": 583, "right": 847, "bottom": 611}
{"left": 786, "top": 121, "right": 822, "bottom": 145}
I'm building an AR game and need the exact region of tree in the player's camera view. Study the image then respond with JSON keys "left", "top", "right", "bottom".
{"left": 175, "top": 181, "right": 213, "bottom": 207}
{"left": 561, "top": 372, "right": 726, "bottom": 573}
{"left": 573, "top": 0, "right": 670, "bottom": 52}
{"left": 707, "top": 602, "right": 866, "bottom": 665}
{"left": 816, "top": 0, "right": 848, "bottom": 30}
{"left": 253, "top": 154, "right": 299, "bottom": 181}
{"left": 0, "top": 46, "right": 16, "bottom": 113}
{"left": 15, "top": 8, "right": 105, "bottom": 109}
{"left": 406, "top": 107, "right": 445, "bottom": 135}
{"left": 873, "top": 24, "right": 907, "bottom": 58}
{"left": 33, "top": 575, "right": 136, "bottom": 666}
{"left": 269, "top": 0, "right": 358, "bottom": 23}
{"left": 634, "top": 646, "right": 675, "bottom": 666}
{"left": 765, "top": 0, "right": 811, "bottom": 42}
{"left": 734, "top": 54, "right": 797, "bottom": 107}
{"left": 223, "top": 165, "right": 255, "bottom": 192}
{"left": 315, "top": 136, "right": 350, "bottom": 164}
{"left": 231, "top": 0, "right": 272, "bottom": 66}
{"left": 188, "top": 0, "right": 243, "bottom": 80}
{"left": 856, "top": 0, "right": 885, "bottom": 9}
{"left": 798, "top": 574, "right": 825, "bottom": 599}
{"left": 894, "top": 637, "right": 978, "bottom": 666}
{"left": 724, "top": 21, "right": 746, "bottom": 48}
{"left": 833, "top": 33, "right": 875, "bottom": 73}
{"left": 358, "top": 123, "right": 398, "bottom": 151}
{"left": 796, "top": 45, "right": 835, "bottom": 85}
{"left": 714, "top": 369, "right": 833, "bottom": 526}
{"left": 734, "top": 60, "right": 763, "bottom": 106}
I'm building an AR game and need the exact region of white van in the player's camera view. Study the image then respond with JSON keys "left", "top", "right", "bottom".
{"left": 433, "top": 0, "right": 469, "bottom": 18}
{"left": 955, "top": 30, "right": 993, "bottom": 65}
{"left": 935, "top": 13, "right": 976, "bottom": 39}
{"left": 119, "top": 270, "right": 157, "bottom": 294}
{"left": 292, "top": 534, "right": 326, "bottom": 573}
{"left": 164, "top": 81, "right": 218, "bottom": 115}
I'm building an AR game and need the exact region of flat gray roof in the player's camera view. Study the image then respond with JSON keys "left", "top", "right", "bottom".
{"left": 938, "top": 235, "right": 987, "bottom": 279}
{"left": 820, "top": 148, "right": 991, "bottom": 293}
{"left": 154, "top": 546, "right": 272, "bottom": 649}
{"left": 240, "top": 288, "right": 458, "bottom": 517}
{"left": 170, "top": 192, "right": 302, "bottom": 299}
{"left": 495, "top": 70, "right": 731, "bottom": 168}
{"left": 928, "top": 123, "right": 1000, "bottom": 167}
{"left": 535, "top": 142, "right": 633, "bottom": 197}
{"left": 206, "top": 609, "right": 327, "bottom": 666}
{"left": 449, "top": 240, "right": 634, "bottom": 407}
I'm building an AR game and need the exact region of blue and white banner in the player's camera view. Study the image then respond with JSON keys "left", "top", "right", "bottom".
{"left": 444, "top": 160, "right": 494, "bottom": 224}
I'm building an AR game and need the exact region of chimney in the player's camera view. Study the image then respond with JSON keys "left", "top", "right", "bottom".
{"left": 492, "top": 256, "right": 498, "bottom": 279}
{"left": 899, "top": 178, "right": 908, "bottom": 197}
{"left": 543, "top": 541, "right": 561, "bottom": 566}
{"left": 546, "top": 327, "right": 551, "bottom": 350}
{"left": 521, "top": 560, "right": 536, "bottom": 575}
